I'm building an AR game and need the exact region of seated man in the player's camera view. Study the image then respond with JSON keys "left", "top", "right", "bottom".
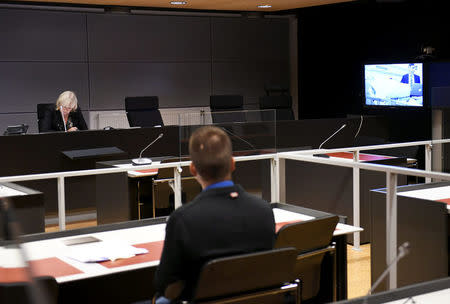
{"left": 153, "top": 126, "right": 275, "bottom": 303}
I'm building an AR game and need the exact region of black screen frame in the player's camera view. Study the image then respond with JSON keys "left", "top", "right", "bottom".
{"left": 362, "top": 60, "right": 429, "bottom": 114}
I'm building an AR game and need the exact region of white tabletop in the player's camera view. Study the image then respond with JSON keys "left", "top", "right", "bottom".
{"left": 398, "top": 185, "right": 450, "bottom": 211}
{"left": 114, "top": 162, "right": 160, "bottom": 177}
{"left": 0, "top": 208, "right": 361, "bottom": 283}
{"left": 0, "top": 184, "right": 26, "bottom": 197}
{"left": 381, "top": 287, "right": 450, "bottom": 304}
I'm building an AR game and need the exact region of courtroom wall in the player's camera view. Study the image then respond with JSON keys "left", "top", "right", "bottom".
{"left": 0, "top": 7, "right": 290, "bottom": 133}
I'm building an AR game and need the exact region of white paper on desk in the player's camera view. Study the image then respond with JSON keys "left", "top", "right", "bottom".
{"left": 65, "top": 240, "right": 148, "bottom": 263}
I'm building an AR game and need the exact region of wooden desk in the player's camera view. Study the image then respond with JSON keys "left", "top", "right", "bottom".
{"left": 370, "top": 182, "right": 450, "bottom": 293}
{"left": 96, "top": 158, "right": 202, "bottom": 224}
{"left": 0, "top": 182, "right": 44, "bottom": 237}
{"left": 0, "top": 203, "right": 361, "bottom": 303}
{"left": 285, "top": 151, "right": 408, "bottom": 244}
{"left": 333, "top": 276, "right": 450, "bottom": 304}
{"left": 0, "top": 117, "right": 395, "bottom": 215}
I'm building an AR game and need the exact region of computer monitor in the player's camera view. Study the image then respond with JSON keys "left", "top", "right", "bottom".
{"left": 364, "top": 63, "right": 424, "bottom": 108}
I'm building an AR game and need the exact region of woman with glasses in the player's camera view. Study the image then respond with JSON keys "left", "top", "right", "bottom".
{"left": 40, "top": 91, "right": 88, "bottom": 132}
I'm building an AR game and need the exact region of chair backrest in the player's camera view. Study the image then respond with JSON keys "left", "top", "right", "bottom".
{"left": 0, "top": 276, "right": 58, "bottom": 304}
{"left": 37, "top": 103, "right": 54, "bottom": 132}
{"left": 209, "top": 95, "right": 245, "bottom": 123}
{"left": 125, "top": 96, "right": 164, "bottom": 128}
{"left": 192, "top": 247, "right": 298, "bottom": 303}
{"left": 259, "top": 95, "right": 294, "bottom": 121}
{"left": 274, "top": 215, "right": 339, "bottom": 302}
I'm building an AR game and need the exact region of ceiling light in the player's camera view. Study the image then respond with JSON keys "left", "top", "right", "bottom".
{"left": 257, "top": 5, "right": 272, "bottom": 8}
{"left": 170, "top": 1, "right": 187, "bottom": 5}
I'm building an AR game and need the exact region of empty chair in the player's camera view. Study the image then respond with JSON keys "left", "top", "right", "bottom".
{"left": 275, "top": 215, "right": 339, "bottom": 303}
{"left": 259, "top": 95, "right": 295, "bottom": 121}
{"left": 182, "top": 247, "right": 300, "bottom": 304}
{"left": 209, "top": 95, "right": 245, "bottom": 123}
{"left": 264, "top": 83, "right": 290, "bottom": 96}
{"left": 125, "top": 96, "right": 164, "bottom": 128}
{"left": 37, "top": 103, "right": 55, "bottom": 132}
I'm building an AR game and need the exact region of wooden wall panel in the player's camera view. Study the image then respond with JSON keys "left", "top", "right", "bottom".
{"left": 0, "top": 9, "right": 87, "bottom": 61}
{"left": 87, "top": 14, "right": 211, "bottom": 62}
{"left": 0, "top": 62, "right": 89, "bottom": 111}
{"left": 89, "top": 62, "right": 211, "bottom": 109}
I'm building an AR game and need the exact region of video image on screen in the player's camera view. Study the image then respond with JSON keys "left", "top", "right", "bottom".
{"left": 365, "top": 63, "right": 423, "bottom": 107}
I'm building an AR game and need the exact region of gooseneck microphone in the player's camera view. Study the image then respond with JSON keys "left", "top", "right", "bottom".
{"left": 221, "top": 127, "right": 256, "bottom": 150}
{"left": 60, "top": 106, "right": 67, "bottom": 132}
{"left": 318, "top": 124, "right": 347, "bottom": 150}
{"left": 362, "top": 242, "right": 411, "bottom": 304}
{"left": 313, "top": 124, "right": 347, "bottom": 158}
{"left": 132, "top": 133, "right": 164, "bottom": 165}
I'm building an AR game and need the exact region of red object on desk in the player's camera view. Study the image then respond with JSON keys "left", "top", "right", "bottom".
{"left": 135, "top": 169, "right": 159, "bottom": 174}
{"left": 327, "top": 152, "right": 393, "bottom": 162}
{"left": 0, "top": 257, "right": 82, "bottom": 283}
{"left": 275, "top": 220, "right": 302, "bottom": 233}
{"left": 99, "top": 240, "right": 164, "bottom": 269}
{"left": 437, "top": 198, "right": 450, "bottom": 205}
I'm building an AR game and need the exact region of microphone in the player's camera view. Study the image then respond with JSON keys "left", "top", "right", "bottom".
{"left": 132, "top": 133, "right": 164, "bottom": 165}
{"left": 60, "top": 106, "right": 67, "bottom": 132}
{"left": 221, "top": 127, "right": 256, "bottom": 150}
{"left": 313, "top": 124, "right": 347, "bottom": 158}
{"left": 362, "top": 242, "right": 411, "bottom": 304}
{"left": 318, "top": 124, "right": 346, "bottom": 149}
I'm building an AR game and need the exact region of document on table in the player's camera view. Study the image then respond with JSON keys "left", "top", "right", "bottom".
{"left": 65, "top": 240, "right": 148, "bottom": 263}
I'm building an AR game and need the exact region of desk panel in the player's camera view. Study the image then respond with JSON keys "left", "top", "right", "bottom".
{"left": 370, "top": 182, "right": 449, "bottom": 293}
{"left": 285, "top": 153, "right": 408, "bottom": 244}
{"left": 1, "top": 204, "right": 360, "bottom": 303}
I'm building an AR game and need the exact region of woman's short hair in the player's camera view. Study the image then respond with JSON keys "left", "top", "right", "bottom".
{"left": 189, "top": 126, "right": 232, "bottom": 182}
{"left": 55, "top": 91, "right": 78, "bottom": 111}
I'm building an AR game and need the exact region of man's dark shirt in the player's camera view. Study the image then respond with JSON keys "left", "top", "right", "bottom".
{"left": 154, "top": 184, "right": 275, "bottom": 301}
{"left": 400, "top": 74, "right": 421, "bottom": 84}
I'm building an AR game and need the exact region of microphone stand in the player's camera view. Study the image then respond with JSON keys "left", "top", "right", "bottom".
{"left": 318, "top": 124, "right": 346, "bottom": 149}
{"left": 362, "top": 242, "right": 410, "bottom": 304}
{"left": 1, "top": 197, "right": 51, "bottom": 304}
{"left": 220, "top": 127, "right": 256, "bottom": 150}
{"left": 60, "top": 106, "right": 67, "bottom": 132}
{"left": 313, "top": 124, "right": 347, "bottom": 158}
{"left": 132, "top": 133, "right": 164, "bottom": 165}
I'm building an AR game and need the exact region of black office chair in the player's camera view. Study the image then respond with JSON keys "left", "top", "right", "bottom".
{"left": 37, "top": 103, "right": 54, "bottom": 133}
{"left": 209, "top": 95, "right": 246, "bottom": 123}
{"left": 125, "top": 96, "right": 164, "bottom": 128}
{"left": 0, "top": 276, "right": 58, "bottom": 304}
{"left": 274, "top": 215, "right": 339, "bottom": 303}
{"left": 181, "top": 247, "right": 300, "bottom": 304}
{"left": 259, "top": 95, "right": 295, "bottom": 121}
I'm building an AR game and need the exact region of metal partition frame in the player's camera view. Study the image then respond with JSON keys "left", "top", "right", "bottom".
{"left": 1, "top": 139, "right": 450, "bottom": 290}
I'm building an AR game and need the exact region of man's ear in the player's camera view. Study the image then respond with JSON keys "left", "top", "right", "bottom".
{"left": 190, "top": 162, "right": 197, "bottom": 176}
{"left": 230, "top": 157, "right": 236, "bottom": 173}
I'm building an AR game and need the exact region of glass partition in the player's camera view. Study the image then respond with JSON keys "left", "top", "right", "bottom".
{"left": 178, "top": 109, "right": 277, "bottom": 158}
{"left": 176, "top": 109, "right": 277, "bottom": 202}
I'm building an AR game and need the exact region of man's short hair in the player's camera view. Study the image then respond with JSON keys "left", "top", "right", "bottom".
{"left": 189, "top": 126, "right": 232, "bottom": 182}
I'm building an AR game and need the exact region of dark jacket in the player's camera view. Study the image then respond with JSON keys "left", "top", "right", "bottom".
{"left": 154, "top": 184, "right": 275, "bottom": 301}
{"left": 40, "top": 108, "right": 88, "bottom": 132}
{"left": 400, "top": 74, "right": 421, "bottom": 84}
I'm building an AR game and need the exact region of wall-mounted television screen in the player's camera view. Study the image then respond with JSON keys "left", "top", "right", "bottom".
{"left": 364, "top": 63, "right": 423, "bottom": 107}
